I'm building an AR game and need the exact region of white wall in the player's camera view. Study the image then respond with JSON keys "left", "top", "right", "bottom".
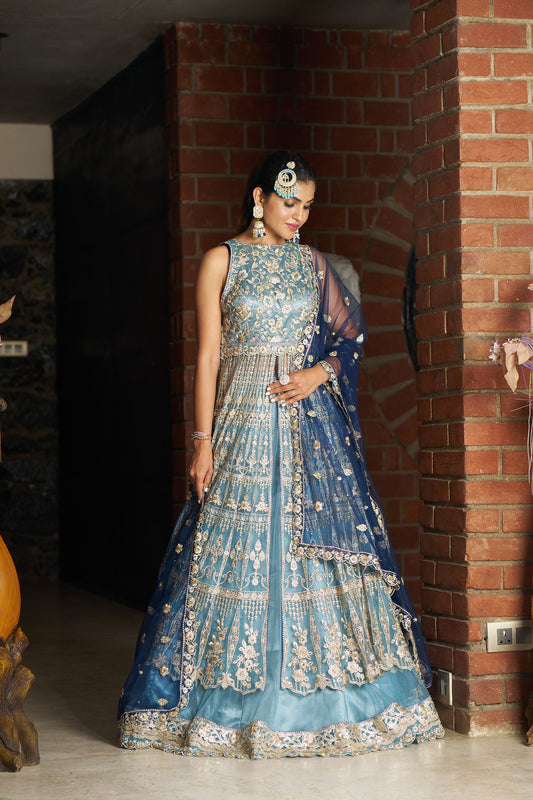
{"left": 0, "top": 124, "right": 53, "bottom": 180}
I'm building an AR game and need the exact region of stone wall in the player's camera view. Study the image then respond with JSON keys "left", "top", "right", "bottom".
{"left": 0, "top": 180, "right": 58, "bottom": 578}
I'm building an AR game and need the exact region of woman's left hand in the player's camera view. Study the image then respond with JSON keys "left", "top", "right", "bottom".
{"left": 267, "top": 364, "right": 329, "bottom": 406}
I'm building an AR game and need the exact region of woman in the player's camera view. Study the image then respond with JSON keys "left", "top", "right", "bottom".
{"left": 118, "top": 151, "right": 444, "bottom": 758}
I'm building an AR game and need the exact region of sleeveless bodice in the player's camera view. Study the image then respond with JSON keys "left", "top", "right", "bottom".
{"left": 220, "top": 241, "right": 316, "bottom": 357}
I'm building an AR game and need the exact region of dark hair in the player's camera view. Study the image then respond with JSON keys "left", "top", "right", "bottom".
{"left": 237, "top": 150, "right": 317, "bottom": 233}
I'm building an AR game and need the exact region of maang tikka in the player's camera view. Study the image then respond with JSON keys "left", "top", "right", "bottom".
{"left": 274, "top": 161, "right": 299, "bottom": 199}
{"left": 252, "top": 204, "right": 266, "bottom": 239}
{"left": 274, "top": 160, "right": 301, "bottom": 244}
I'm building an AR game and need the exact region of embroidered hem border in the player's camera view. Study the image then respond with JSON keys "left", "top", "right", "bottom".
{"left": 118, "top": 696, "right": 444, "bottom": 759}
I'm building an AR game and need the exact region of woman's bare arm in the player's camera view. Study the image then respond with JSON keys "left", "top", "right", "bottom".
{"left": 188, "top": 245, "right": 229, "bottom": 500}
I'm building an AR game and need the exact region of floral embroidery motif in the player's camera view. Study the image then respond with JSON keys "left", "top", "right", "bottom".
{"left": 220, "top": 243, "right": 315, "bottom": 358}
{"left": 287, "top": 626, "right": 317, "bottom": 692}
{"left": 234, "top": 624, "right": 261, "bottom": 690}
{"left": 281, "top": 569, "right": 414, "bottom": 695}
{"left": 203, "top": 620, "right": 227, "bottom": 685}
{"left": 248, "top": 540, "right": 266, "bottom": 587}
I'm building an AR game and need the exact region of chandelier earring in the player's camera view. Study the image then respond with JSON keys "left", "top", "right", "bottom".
{"left": 252, "top": 204, "right": 266, "bottom": 239}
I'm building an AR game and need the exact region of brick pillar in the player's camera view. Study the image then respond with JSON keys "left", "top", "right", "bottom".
{"left": 412, "top": 0, "right": 533, "bottom": 734}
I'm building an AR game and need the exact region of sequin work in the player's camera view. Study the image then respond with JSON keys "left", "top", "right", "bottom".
{"left": 118, "top": 241, "right": 444, "bottom": 757}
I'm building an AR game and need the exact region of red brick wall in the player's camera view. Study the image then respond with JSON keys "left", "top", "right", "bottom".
{"left": 411, "top": 0, "right": 533, "bottom": 734}
{"left": 359, "top": 166, "right": 421, "bottom": 605}
{"left": 164, "top": 21, "right": 424, "bottom": 618}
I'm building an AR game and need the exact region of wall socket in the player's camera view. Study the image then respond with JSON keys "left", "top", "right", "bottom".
{"left": 486, "top": 620, "right": 533, "bottom": 653}
{"left": 0, "top": 341, "right": 28, "bottom": 357}
{"left": 437, "top": 669, "right": 453, "bottom": 706}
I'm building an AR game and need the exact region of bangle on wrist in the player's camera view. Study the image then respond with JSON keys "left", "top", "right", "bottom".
{"left": 192, "top": 431, "right": 211, "bottom": 441}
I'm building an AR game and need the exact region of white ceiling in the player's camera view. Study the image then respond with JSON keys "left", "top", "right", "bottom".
{"left": 0, "top": 1, "right": 410, "bottom": 125}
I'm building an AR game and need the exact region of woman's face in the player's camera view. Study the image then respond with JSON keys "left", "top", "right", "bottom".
{"left": 253, "top": 181, "right": 316, "bottom": 244}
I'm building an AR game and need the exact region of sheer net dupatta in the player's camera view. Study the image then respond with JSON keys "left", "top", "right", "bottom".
{"left": 297, "top": 248, "right": 432, "bottom": 687}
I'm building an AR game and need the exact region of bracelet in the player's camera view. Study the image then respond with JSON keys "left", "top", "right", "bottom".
{"left": 192, "top": 431, "right": 211, "bottom": 440}
{"left": 318, "top": 360, "right": 336, "bottom": 382}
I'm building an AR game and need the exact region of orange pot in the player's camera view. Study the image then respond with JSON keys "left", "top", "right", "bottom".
{"left": 0, "top": 535, "right": 21, "bottom": 642}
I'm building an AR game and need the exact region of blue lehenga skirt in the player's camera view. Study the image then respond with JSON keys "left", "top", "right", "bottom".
{"left": 118, "top": 403, "right": 444, "bottom": 758}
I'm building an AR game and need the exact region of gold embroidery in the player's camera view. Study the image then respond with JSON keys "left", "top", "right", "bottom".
{"left": 234, "top": 624, "right": 261, "bottom": 690}
{"left": 118, "top": 697, "right": 444, "bottom": 758}
{"left": 281, "top": 569, "right": 414, "bottom": 694}
{"left": 203, "top": 620, "right": 227, "bottom": 685}
{"left": 287, "top": 626, "right": 317, "bottom": 692}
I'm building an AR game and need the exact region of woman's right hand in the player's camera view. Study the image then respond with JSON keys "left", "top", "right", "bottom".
{"left": 189, "top": 440, "right": 214, "bottom": 503}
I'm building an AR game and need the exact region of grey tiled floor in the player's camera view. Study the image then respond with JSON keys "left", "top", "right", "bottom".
{"left": 1, "top": 580, "right": 532, "bottom": 800}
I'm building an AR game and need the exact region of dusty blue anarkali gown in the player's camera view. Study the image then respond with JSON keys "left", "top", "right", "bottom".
{"left": 118, "top": 240, "right": 444, "bottom": 757}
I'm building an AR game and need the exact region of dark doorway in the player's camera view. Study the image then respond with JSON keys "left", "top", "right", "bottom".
{"left": 53, "top": 40, "right": 171, "bottom": 608}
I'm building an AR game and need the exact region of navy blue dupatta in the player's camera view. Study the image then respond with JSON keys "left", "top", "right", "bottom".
{"left": 296, "top": 247, "right": 433, "bottom": 688}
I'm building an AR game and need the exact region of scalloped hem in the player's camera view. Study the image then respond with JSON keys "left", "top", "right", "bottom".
{"left": 118, "top": 697, "right": 444, "bottom": 759}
